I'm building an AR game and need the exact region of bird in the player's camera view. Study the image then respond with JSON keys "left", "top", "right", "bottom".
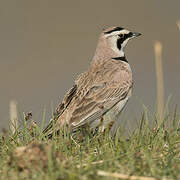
{"left": 43, "top": 26, "right": 141, "bottom": 138}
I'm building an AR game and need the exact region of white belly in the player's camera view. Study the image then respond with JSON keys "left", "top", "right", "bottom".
{"left": 99, "top": 97, "right": 129, "bottom": 132}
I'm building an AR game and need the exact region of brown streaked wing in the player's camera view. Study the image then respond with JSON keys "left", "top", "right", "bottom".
{"left": 70, "top": 81, "right": 131, "bottom": 129}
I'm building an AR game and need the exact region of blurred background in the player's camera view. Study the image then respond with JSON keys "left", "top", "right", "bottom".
{"left": 0, "top": 0, "right": 180, "bottom": 129}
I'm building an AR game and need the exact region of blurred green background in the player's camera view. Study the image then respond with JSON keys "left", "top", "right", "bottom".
{"left": 0, "top": 0, "right": 180, "bottom": 129}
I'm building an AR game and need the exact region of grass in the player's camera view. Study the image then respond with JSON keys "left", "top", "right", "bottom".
{"left": 0, "top": 23, "right": 179, "bottom": 180}
{"left": 0, "top": 106, "right": 180, "bottom": 180}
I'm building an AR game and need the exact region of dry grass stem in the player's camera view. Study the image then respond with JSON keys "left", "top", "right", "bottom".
{"left": 70, "top": 135, "right": 80, "bottom": 147}
{"left": 9, "top": 100, "right": 18, "bottom": 134}
{"left": 77, "top": 160, "right": 104, "bottom": 168}
{"left": 97, "top": 170, "right": 173, "bottom": 180}
{"left": 177, "top": 21, "right": 180, "bottom": 31}
{"left": 154, "top": 41, "right": 164, "bottom": 124}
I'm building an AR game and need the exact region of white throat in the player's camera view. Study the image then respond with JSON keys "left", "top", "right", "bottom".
{"left": 117, "top": 50, "right": 125, "bottom": 57}
{"left": 108, "top": 36, "right": 125, "bottom": 57}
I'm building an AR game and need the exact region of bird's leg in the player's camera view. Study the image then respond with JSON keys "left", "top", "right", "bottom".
{"left": 107, "top": 120, "right": 115, "bottom": 130}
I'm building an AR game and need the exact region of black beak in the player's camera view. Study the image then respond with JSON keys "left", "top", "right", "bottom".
{"left": 132, "top": 32, "right": 142, "bottom": 37}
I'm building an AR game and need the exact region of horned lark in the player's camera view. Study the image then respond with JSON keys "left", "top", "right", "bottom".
{"left": 43, "top": 26, "right": 141, "bottom": 137}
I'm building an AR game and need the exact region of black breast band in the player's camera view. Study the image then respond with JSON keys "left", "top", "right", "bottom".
{"left": 112, "top": 56, "right": 128, "bottom": 63}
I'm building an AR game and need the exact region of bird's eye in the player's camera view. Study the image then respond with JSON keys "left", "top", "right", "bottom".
{"left": 119, "top": 34, "right": 124, "bottom": 38}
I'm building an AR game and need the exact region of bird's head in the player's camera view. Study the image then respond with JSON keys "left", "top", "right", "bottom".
{"left": 92, "top": 26, "right": 141, "bottom": 65}
{"left": 102, "top": 26, "right": 141, "bottom": 57}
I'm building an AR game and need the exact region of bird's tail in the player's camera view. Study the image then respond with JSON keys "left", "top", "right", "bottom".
{"left": 42, "top": 112, "right": 60, "bottom": 138}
